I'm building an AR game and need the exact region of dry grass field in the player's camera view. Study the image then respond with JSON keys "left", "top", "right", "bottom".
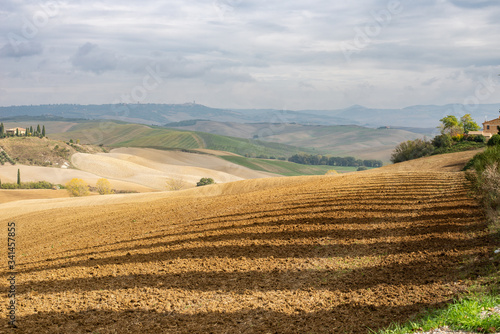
{"left": 0, "top": 151, "right": 497, "bottom": 333}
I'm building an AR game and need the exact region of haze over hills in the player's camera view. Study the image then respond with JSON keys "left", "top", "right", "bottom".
{"left": 1, "top": 103, "right": 498, "bottom": 128}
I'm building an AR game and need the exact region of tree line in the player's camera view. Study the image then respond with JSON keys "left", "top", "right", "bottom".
{"left": 0, "top": 123, "right": 46, "bottom": 138}
{"left": 288, "top": 154, "right": 383, "bottom": 167}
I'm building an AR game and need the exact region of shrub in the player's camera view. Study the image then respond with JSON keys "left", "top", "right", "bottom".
{"left": 65, "top": 178, "right": 90, "bottom": 197}
{"left": 96, "top": 178, "right": 114, "bottom": 195}
{"left": 432, "top": 134, "right": 453, "bottom": 149}
{"left": 196, "top": 177, "right": 215, "bottom": 187}
{"left": 166, "top": 177, "right": 185, "bottom": 191}
{"left": 325, "top": 169, "right": 338, "bottom": 175}
{"left": 390, "top": 139, "right": 434, "bottom": 163}
{"left": 357, "top": 166, "right": 368, "bottom": 171}
{"left": 464, "top": 146, "right": 500, "bottom": 233}
{"left": 487, "top": 134, "right": 500, "bottom": 147}
{"left": 464, "top": 134, "right": 486, "bottom": 143}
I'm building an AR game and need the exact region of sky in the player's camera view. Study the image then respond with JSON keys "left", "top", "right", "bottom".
{"left": 0, "top": 0, "right": 499, "bottom": 110}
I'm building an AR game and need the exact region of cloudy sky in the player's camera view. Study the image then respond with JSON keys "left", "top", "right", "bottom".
{"left": 0, "top": 0, "right": 499, "bottom": 109}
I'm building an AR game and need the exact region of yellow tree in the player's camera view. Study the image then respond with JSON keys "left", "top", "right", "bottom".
{"left": 65, "top": 178, "right": 90, "bottom": 197}
{"left": 96, "top": 178, "right": 114, "bottom": 195}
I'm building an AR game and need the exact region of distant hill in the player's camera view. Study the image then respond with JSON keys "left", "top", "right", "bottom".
{"left": 165, "top": 120, "right": 431, "bottom": 161}
{"left": 49, "top": 121, "right": 317, "bottom": 158}
{"left": 1, "top": 102, "right": 498, "bottom": 128}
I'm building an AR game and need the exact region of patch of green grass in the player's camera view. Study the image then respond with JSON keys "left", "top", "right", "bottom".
{"left": 433, "top": 141, "right": 486, "bottom": 155}
{"left": 220, "top": 156, "right": 359, "bottom": 176}
{"left": 376, "top": 294, "right": 500, "bottom": 334}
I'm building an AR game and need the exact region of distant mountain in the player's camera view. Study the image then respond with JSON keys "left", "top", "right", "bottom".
{"left": 0, "top": 102, "right": 498, "bottom": 129}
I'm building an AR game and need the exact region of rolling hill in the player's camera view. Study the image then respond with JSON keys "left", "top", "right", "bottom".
{"left": 166, "top": 120, "right": 431, "bottom": 161}
{"left": 0, "top": 151, "right": 497, "bottom": 333}
{"left": 49, "top": 121, "right": 318, "bottom": 158}
{"left": 1, "top": 102, "right": 498, "bottom": 127}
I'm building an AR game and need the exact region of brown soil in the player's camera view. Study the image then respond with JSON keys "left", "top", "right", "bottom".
{"left": 0, "top": 189, "right": 69, "bottom": 204}
{"left": 0, "top": 167, "right": 497, "bottom": 333}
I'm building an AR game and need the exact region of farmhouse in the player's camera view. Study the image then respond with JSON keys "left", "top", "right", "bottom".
{"left": 5, "top": 127, "right": 26, "bottom": 136}
{"left": 468, "top": 116, "right": 500, "bottom": 139}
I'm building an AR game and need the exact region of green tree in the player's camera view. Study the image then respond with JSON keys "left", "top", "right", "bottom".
{"left": 30, "top": 126, "right": 33, "bottom": 135}
{"left": 42, "top": 125, "right": 46, "bottom": 137}
{"left": 36, "top": 124, "right": 41, "bottom": 134}
{"left": 439, "top": 115, "right": 462, "bottom": 136}
{"left": 391, "top": 139, "right": 434, "bottom": 163}
{"left": 460, "top": 114, "right": 480, "bottom": 133}
{"left": 17, "top": 169, "right": 20, "bottom": 186}
{"left": 196, "top": 177, "right": 215, "bottom": 187}
{"left": 0, "top": 123, "right": 4, "bottom": 138}
{"left": 15, "top": 128, "right": 19, "bottom": 136}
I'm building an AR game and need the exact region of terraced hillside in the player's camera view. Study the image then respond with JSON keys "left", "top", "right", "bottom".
{"left": 0, "top": 167, "right": 497, "bottom": 333}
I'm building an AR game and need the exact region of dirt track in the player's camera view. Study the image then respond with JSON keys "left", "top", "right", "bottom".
{"left": 0, "top": 167, "right": 497, "bottom": 333}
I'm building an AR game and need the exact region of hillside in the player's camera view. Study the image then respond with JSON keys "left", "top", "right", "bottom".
{"left": 50, "top": 121, "right": 317, "bottom": 158}
{"left": 166, "top": 121, "right": 429, "bottom": 161}
{"left": 1, "top": 102, "right": 499, "bottom": 128}
{"left": 219, "top": 155, "right": 355, "bottom": 176}
{"left": 0, "top": 136, "right": 106, "bottom": 168}
{"left": 0, "top": 151, "right": 497, "bottom": 333}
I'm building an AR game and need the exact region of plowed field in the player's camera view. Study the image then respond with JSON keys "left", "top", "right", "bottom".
{"left": 0, "top": 168, "right": 496, "bottom": 333}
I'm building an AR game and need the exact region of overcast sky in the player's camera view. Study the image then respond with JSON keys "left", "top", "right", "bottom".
{"left": 0, "top": 0, "right": 499, "bottom": 110}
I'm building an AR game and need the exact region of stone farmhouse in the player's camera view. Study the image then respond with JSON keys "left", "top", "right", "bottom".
{"left": 5, "top": 127, "right": 26, "bottom": 136}
{"left": 468, "top": 117, "right": 500, "bottom": 139}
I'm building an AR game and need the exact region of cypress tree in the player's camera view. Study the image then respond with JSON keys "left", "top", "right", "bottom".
{"left": 37, "top": 124, "right": 41, "bottom": 133}
{"left": 25, "top": 128, "right": 29, "bottom": 136}
{"left": 30, "top": 126, "right": 33, "bottom": 135}
{"left": 17, "top": 169, "right": 20, "bottom": 186}
{"left": 42, "top": 125, "right": 46, "bottom": 137}
{"left": 16, "top": 128, "right": 19, "bottom": 136}
{"left": 0, "top": 123, "right": 4, "bottom": 138}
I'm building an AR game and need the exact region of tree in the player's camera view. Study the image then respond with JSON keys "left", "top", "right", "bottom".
{"left": 65, "top": 178, "right": 90, "bottom": 197}
{"left": 439, "top": 115, "right": 462, "bottom": 136}
{"left": 36, "top": 124, "right": 41, "bottom": 134}
{"left": 0, "top": 123, "right": 4, "bottom": 138}
{"left": 96, "top": 178, "right": 114, "bottom": 195}
{"left": 460, "top": 114, "right": 480, "bottom": 133}
{"left": 196, "top": 177, "right": 215, "bottom": 187}
{"left": 17, "top": 169, "right": 21, "bottom": 186}
{"left": 42, "top": 125, "right": 46, "bottom": 137}
{"left": 390, "top": 139, "right": 434, "bottom": 163}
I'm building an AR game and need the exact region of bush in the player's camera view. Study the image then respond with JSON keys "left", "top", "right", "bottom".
{"left": 325, "top": 169, "right": 338, "bottom": 175}
{"left": 96, "top": 178, "right": 114, "bottom": 195}
{"left": 357, "top": 166, "right": 368, "bottom": 171}
{"left": 166, "top": 177, "right": 185, "bottom": 191}
{"left": 65, "top": 178, "right": 90, "bottom": 197}
{"left": 390, "top": 139, "right": 434, "bottom": 163}
{"left": 487, "top": 134, "right": 500, "bottom": 147}
{"left": 464, "top": 146, "right": 500, "bottom": 233}
{"left": 196, "top": 177, "right": 215, "bottom": 187}
{"left": 432, "top": 134, "right": 453, "bottom": 149}
{"left": 464, "top": 134, "right": 486, "bottom": 143}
